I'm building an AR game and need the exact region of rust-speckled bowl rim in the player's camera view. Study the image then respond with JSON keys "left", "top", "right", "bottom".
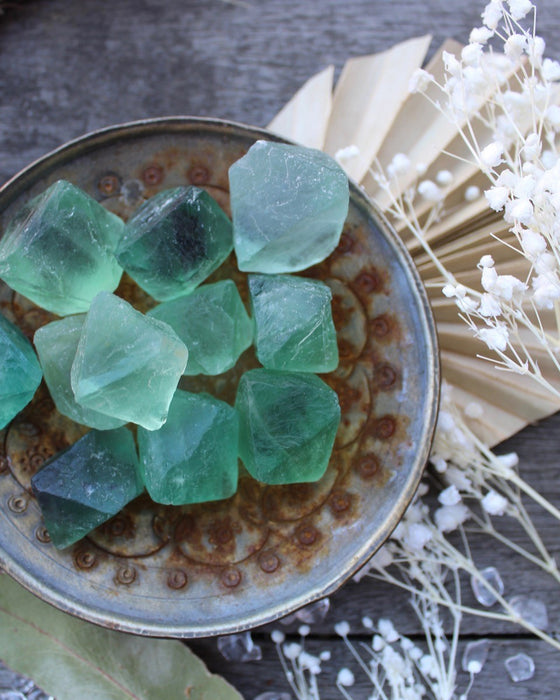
{"left": 0, "top": 117, "right": 439, "bottom": 637}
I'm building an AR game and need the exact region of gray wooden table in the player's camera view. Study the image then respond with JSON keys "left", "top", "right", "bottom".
{"left": 2, "top": 1, "right": 560, "bottom": 698}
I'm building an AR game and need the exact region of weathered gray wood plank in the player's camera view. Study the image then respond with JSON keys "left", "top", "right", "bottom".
{"left": 2, "top": 1, "right": 560, "bottom": 697}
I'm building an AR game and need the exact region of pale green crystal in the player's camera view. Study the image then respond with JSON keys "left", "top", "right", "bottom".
{"left": 138, "top": 390, "right": 239, "bottom": 505}
{"left": 236, "top": 369, "right": 340, "bottom": 484}
{"left": 34, "top": 315, "right": 125, "bottom": 430}
{"left": 0, "top": 313, "right": 42, "bottom": 428}
{"left": 71, "top": 292, "right": 188, "bottom": 430}
{"left": 229, "top": 140, "right": 349, "bottom": 272}
{"left": 249, "top": 273, "right": 338, "bottom": 372}
{"left": 31, "top": 427, "right": 142, "bottom": 549}
{"left": 148, "top": 279, "right": 253, "bottom": 375}
{"left": 116, "top": 186, "right": 233, "bottom": 300}
{"left": 0, "top": 180, "right": 123, "bottom": 315}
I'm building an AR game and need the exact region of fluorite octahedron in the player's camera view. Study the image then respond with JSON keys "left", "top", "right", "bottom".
{"left": 71, "top": 292, "right": 188, "bottom": 430}
{"left": 229, "top": 140, "right": 349, "bottom": 273}
{"left": 236, "top": 369, "right": 340, "bottom": 484}
{"left": 249, "top": 273, "right": 338, "bottom": 372}
{"left": 0, "top": 180, "right": 124, "bottom": 316}
{"left": 116, "top": 186, "right": 233, "bottom": 301}
{"left": 148, "top": 279, "right": 253, "bottom": 375}
{"left": 34, "top": 315, "right": 125, "bottom": 431}
{"left": 31, "top": 427, "right": 143, "bottom": 549}
{"left": 138, "top": 390, "right": 239, "bottom": 505}
{"left": 0, "top": 312, "right": 42, "bottom": 429}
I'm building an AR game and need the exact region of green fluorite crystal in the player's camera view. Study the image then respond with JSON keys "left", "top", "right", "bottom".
{"left": 0, "top": 313, "right": 42, "bottom": 428}
{"left": 236, "top": 369, "right": 340, "bottom": 484}
{"left": 34, "top": 315, "right": 125, "bottom": 431}
{"left": 116, "top": 186, "right": 233, "bottom": 301}
{"left": 138, "top": 390, "right": 239, "bottom": 505}
{"left": 0, "top": 180, "right": 123, "bottom": 316}
{"left": 229, "top": 140, "right": 349, "bottom": 273}
{"left": 31, "top": 427, "right": 142, "bottom": 549}
{"left": 71, "top": 292, "right": 188, "bottom": 430}
{"left": 148, "top": 280, "right": 253, "bottom": 375}
{"left": 249, "top": 274, "right": 338, "bottom": 372}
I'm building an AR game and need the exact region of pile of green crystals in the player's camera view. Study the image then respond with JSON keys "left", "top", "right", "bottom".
{"left": 0, "top": 140, "right": 349, "bottom": 549}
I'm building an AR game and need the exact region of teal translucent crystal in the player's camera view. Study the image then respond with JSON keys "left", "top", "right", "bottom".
{"left": 0, "top": 313, "right": 42, "bottom": 428}
{"left": 0, "top": 180, "right": 123, "bottom": 315}
{"left": 71, "top": 292, "right": 188, "bottom": 430}
{"left": 34, "top": 315, "right": 125, "bottom": 431}
{"left": 229, "top": 140, "right": 349, "bottom": 273}
{"left": 138, "top": 390, "right": 239, "bottom": 505}
{"left": 116, "top": 186, "right": 233, "bottom": 301}
{"left": 148, "top": 279, "right": 253, "bottom": 375}
{"left": 31, "top": 427, "right": 143, "bottom": 549}
{"left": 249, "top": 273, "right": 338, "bottom": 372}
{"left": 235, "top": 369, "right": 340, "bottom": 484}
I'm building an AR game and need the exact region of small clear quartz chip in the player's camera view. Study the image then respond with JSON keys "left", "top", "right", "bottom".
{"left": 505, "top": 652, "right": 535, "bottom": 682}
{"left": 217, "top": 632, "right": 262, "bottom": 663}
{"left": 471, "top": 566, "right": 504, "bottom": 607}
{"left": 461, "top": 639, "right": 490, "bottom": 674}
{"left": 508, "top": 595, "right": 548, "bottom": 630}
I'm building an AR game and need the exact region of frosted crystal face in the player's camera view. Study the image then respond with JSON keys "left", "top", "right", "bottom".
{"left": 116, "top": 186, "right": 233, "bottom": 301}
{"left": 138, "top": 390, "right": 239, "bottom": 505}
{"left": 31, "top": 427, "right": 143, "bottom": 549}
{"left": 148, "top": 279, "right": 253, "bottom": 375}
{"left": 249, "top": 273, "right": 338, "bottom": 372}
{"left": 0, "top": 313, "right": 42, "bottom": 428}
{"left": 229, "top": 140, "right": 349, "bottom": 273}
{"left": 505, "top": 653, "right": 535, "bottom": 682}
{"left": 0, "top": 180, "right": 123, "bottom": 315}
{"left": 34, "top": 315, "right": 125, "bottom": 431}
{"left": 235, "top": 369, "right": 340, "bottom": 484}
{"left": 70, "top": 292, "right": 188, "bottom": 430}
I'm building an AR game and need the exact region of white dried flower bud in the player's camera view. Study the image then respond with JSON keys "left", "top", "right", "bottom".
{"left": 485, "top": 185, "right": 509, "bottom": 211}
{"left": 298, "top": 624, "right": 310, "bottom": 637}
{"left": 497, "top": 452, "right": 519, "bottom": 469}
{"left": 436, "top": 169, "right": 453, "bottom": 185}
{"left": 482, "top": 490, "right": 508, "bottom": 515}
{"left": 442, "top": 284, "right": 457, "bottom": 298}
{"left": 545, "top": 105, "right": 560, "bottom": 130}
{"left": 508, "top": 198, "right": 534, "bottom": 225}
{"left": 379, "top": 618, "right": 399, "bottom": 642}
{"left": 271, "top": 629, "right": 285, "bottom": 644}
{"left": 434, "top": 504, "right": 471, "bottom": 532}
{"left": 522, "top": 133, "right": 541, "bottom": 161}
{"left": 528, "top": 35, "right": 545, "bottom": 62}
{"left": 362, "top": 616, "right": 374, "bottom": 629}
{"left": 478, "top": 325, "right": 509, "bottom": 352}
{"left": 462, "top": 43, "right": 483, "bottom": 66}
{"left": 319, "top": 650, "right": 331, "bottom": 661}
{"left": 479, "top": 254, "right": 495, "bottom": 268}
{"left": 438, "top": 485, "right": 461, "bottom": 506}
{"left": 387, "top": 152, "right": 411, "bottom": 177}
{"left": 335, "top": 144, "right": 360, "bottom": 162}
{"left": 521, "top": 229, "right": 547, "bottom": 259}
{"left": 482, "top": 1, "right": 503, "bottom": 30}
{"left": 337, "top": 668, "right": 355, "bottom": 687}
{"left": 404, "top": 523, "right": 433, "bottom": 551}
{"left": 470, "top": 26, "right": 494, "bottom": 44}
{"left": 299, "top": 650, "right": 321, "bottom": 674}
{"left": 508, "top": 0, "right": 533, "bottom": 21}
{"left": 542, "top": 58, "right": 560, "bottom": 81}
{"left": 480, "top": 141, "right": 504, "bottom": 168}
{"left": 465, "top": 185, "right": 480, "bottom": 201}
{"left": 416, "top": 162, "right": 428, "bottom": 175}
{"left": 504, "top": 33, "right": 527, "bottom": 60}
{"left": 418, "top": 179, "right": 443, "bottom": 202}
{"left": 334, "top": 621, "right": 350, "bottom": 637}
{"left": 409, "top": 68, "right": 433, "bottom": 93}
{"left": 446, "top": 467, "right": 472, "bottom": 491}
{"left": 283, "top": 642, "right": 302, "bottom": 660}
{"left": 481, "top": 265, "right": 498, "bottom": 292}
{"left": 443, "top": 51, "right": 462, "bottom": 76}
{"left": 431, "top": 455, "right": 447, "bottom": 473}
{"left": 479, "top": 293, "right": 502, "bottom": 317}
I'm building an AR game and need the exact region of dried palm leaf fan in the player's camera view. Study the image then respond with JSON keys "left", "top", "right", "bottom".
{"left": 269, "top": 37, "right": 560, "bottom": 447}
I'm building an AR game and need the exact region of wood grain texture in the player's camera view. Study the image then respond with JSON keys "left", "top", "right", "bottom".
{"left": 2, "top": 1, "right": 560, "bottom": 698}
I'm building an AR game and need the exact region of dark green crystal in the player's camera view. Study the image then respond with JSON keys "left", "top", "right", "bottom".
{"left": 31, "top": 427, "right": 143, "bottom": 549}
